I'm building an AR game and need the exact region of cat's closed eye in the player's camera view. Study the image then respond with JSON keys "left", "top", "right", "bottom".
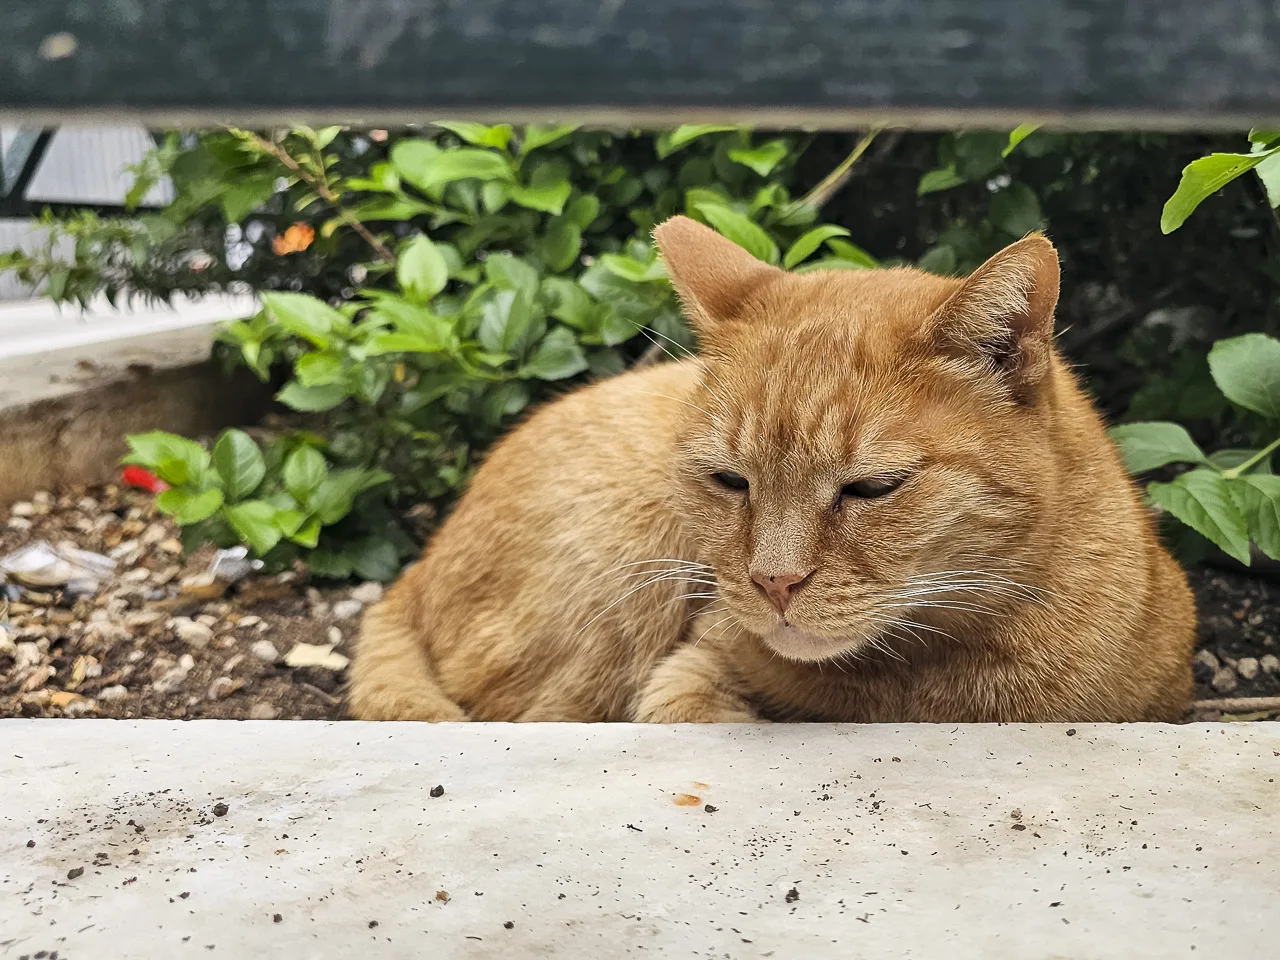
{"left": 712, "top": 471, "right": 749, "bottom": 491}
{"left": 840, "top": 474, "right": 907, "bottom": 500}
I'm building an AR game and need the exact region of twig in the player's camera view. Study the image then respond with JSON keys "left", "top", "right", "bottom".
{"left": 789, "top": 127, "right": 882, "bottom": 216}
{"left": 1191, "top": 696, "right": 1280, "bottom": 713}
{"left": 241, "top": 130, "right": 397, "bottom": 266}
{"left": 298, "top": 681, "right": 343, "bottom": 707}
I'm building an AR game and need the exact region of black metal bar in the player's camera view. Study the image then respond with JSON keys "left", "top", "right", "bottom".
{"left": 1, "top": 1, "right": 1279, "bottom": 129}
{"left": 0, "top": 129, "right": 53, "bottom": 215}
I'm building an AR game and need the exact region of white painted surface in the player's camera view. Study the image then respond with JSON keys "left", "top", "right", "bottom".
{"left": 0, "top": 293, "right": 256, "bottom": 408}
{"left": 2, "top": 721, "right": 1277, "bottom": 958}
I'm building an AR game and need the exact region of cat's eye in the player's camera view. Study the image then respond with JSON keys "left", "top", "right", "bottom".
{"left": 712, "top": 471, "right": 750, "bottom": 491}
{"left": 841, "top": 474, "right": 906, "bottom": 500}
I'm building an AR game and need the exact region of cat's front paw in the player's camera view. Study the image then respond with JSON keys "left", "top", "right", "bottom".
{"left": 635, "top": 695, "right": 763, "bottom": 724}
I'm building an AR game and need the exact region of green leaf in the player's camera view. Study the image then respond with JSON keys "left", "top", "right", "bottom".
{"left": 363, "top": 332, "right": 446, "bottom": 356}
{"left": 1107, "top": 422, "right": 1207, "bottom": 474}
{"left": 212, "top": 429, "right": 266, "bottom": 500}
{"left": 347, "top": 197, "right": 438, "bottom": 222}
{"left": 600, "top": 253, "right": 666, "bottom": 283}
{"left": 542, "top": 278, "right": 595, "bottom": 329}
{"left": 225, "top": 500, "right": 284, "bottom": 556}
{"left": 1249, "top": 128, "right": 1280, "bottom": 148}
{"left": 435, "top": 121, "right": 513, "bottom": 150}
{"left": 509, "top": 170, "right": 572, "bottom": 215}
{"left": 520, "top": 124, "right": 579, "bottom": 155}
{"left": 988, "top": 183, "right": 1043, "bottom": 236}
{"left": 397, "top": 235, "right": 450, "bottom": 303}
{"left": 289, "top": 515, "right": 323, "bottom": 549}
{"left": 392, "top": 143, "right": 513, "bottom": 192}
{"left": 156, "top": 487, "right": 225, "bottom": 525}
{"left": 917, "top": 166, "right": 966, "bottom": 196}
{"left": 484, "top": 253, "right": 540, "bottom": 301}
{"left": 563, "top": 194, "right": 600, "bottom": 230}
{"left": 347, "top": 538, "right": 402, "bottom": 582}
{"left": 307, "top": 547, "right": 354, "bottom": 579}
{"left": 951, "top": 132, "right": 1007, "bottom": 180}
{"left": 917, "top": 245, "right": 957, "bottom": 276}
{"left": 540, "top": 220, "right": 582, "bottom": 272}
{"left": 276, "top": 381, "right": 348, "bottom": 412}
{"left": 690, "top": 201, "right": 779, "bottom": 264}
{"left": 1147, "top": 469, "right": 1251, "bottom": 565}
{"left": 283, "top": 446, "right": 329, "bottom": 505}
{"left": 825, "top": 238, "right": 879, "bottom": 267}
{"left": 311, "top": 468, "right": 392, "bottom": 525}
{"left": 273, "top": 507, "right": 307, "bottom": 538}
{"left": 1207, "top": 333, "right": 1280, "bottom": 419}
{"left": 1161, "top": 151, "right": 1277, "bottom": 233}
{"left": 123, "top": 432, "right": 211, "bottom": 487}
{"left": 783, "top": 225, "right": 852, "bottom": 269}
{"left": 1228, "top": 474, "right": 1280, "bottom": 560}
{"left": 727, "top": 140, "right": 790, "bottom": 177}
{"left": 478, "top": 290, "right": 540, "bottom": 354}
{"left": 656, "top": 125, "right": 741, "bottom": 159}
{"left": 261, "top": 292, "right": 348, "bottom": 348}
{"left": 220, "top": 176, "right": 276, "bottom": 222}
{"left": 1002, "top": 123, "right": 1042, "bottom": 157}
{"left": 520, "top": 327, "right": 588, "bottom": 381}
{"left": 295, "top": 352, "right": 345, "bottom": 387}
{"left": 1256, "top": 152, "right": 1280, "bottom": 208}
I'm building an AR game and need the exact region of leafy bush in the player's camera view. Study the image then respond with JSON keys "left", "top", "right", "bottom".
{"left": 13, "top": 122, "right": 1266, "bottom": 578}
{"left": 1111, "top": 335, "right": 1280, "bottom": 566}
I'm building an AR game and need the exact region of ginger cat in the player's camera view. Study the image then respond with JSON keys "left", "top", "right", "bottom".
{"left": 350, "top": 217, "right": 1195, "bottom": 724}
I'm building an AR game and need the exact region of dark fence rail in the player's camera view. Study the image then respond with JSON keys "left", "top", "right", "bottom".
{"left": 2, "top": 1, "right": 1280, "bottom": 127}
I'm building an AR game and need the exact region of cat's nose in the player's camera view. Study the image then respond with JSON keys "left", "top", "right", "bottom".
{"left": 750, "top": 569, "right": 815, "bottom": 614}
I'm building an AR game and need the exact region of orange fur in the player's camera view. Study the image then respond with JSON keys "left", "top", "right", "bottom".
{"left": 349, "top": 217, "right": 1195, "bottom": 723}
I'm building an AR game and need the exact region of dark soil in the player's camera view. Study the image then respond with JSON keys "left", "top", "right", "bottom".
{"left": 1, "top": 485, "right": 1278, "bottom": 721}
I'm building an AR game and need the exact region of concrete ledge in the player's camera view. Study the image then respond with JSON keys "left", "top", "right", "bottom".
{"left": 0, "top": 293, "right": 268, "bottom": 504}
{"left": 2, "top": 721, "right": 1277, "bottom": 957}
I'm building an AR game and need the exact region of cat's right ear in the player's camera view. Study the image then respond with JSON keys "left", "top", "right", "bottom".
{"left": 653, "top": 216, "right": 784, "bottom": 343}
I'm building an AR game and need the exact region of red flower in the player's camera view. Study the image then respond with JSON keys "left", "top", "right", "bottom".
{"left": 121, "top": 466, "right": 169, "bottom": 494}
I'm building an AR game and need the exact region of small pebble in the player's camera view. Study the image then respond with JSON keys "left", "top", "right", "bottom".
{"left": 8, "top": 517, "right": 32, "bottom": 532}
{"left": 99, "top": 685, "right": 129, "bottom": 702}
{"left": 1237, "top": 657, "right": 1260, "bottom": 680}
{"left": 1211, "top": 666, "right": 1239, "bottom": 693}
{"left": 331, "top": 599, "right": 364, "bottom": 620}
{"left": 207, "top": 677, "right": 238, "bottom": 701}
{"left": 430, "top": 785, "right": 445, "bottom": 798}
{"left": 273, "top": 914, "right": 282, "bottom": 924}
{"left": 1193, "top": 649, "right": 1220, "bottom": 672}
{"left": 238, "top": 615, "right": 262, "bottom": 628}
{"left": 170, "top": 618, "right": 214, "bottom": 647}
{"left": 10, "top": 501, "right": 34, "bottom": 517}
{"left": 249, "top": 702, "right": 280, "bottom": 720}
{"left": 212, "top": 802, "right": 229, "bottom": 817}
{"left": 251, "top": 640, "right": 280, "bottom": 663}
{"left": 327, "top": 626, "right": 343, "bottom": 644}
{"left": 350, "top": 582, "right": 383, "bottom": 605}
{"left": 152, "top": 668, "right": 189, "bottom": 695}
{"left": 67, "top": 866, "right": 84, "bottom": 880}
{"left": 504, "top": 921, "right": 515, "bottom": 929}
{"left": 1261, "top": 654, "right": 1280, "bottom": 675}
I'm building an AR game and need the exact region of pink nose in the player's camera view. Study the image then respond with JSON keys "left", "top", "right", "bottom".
{"left": 750, "top": 570, "right": 815, "bottom": 614}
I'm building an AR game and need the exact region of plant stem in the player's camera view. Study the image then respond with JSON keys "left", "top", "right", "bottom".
{"left": 1222, "top": 435, "right": 1280, "bottom": 478}
{"left": 791, "top": 127, "right": 882, "bottom": 214}
{"left": 241, "top": 130, "right": 398, "bottom": 266}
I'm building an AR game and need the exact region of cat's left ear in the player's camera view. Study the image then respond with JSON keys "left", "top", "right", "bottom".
{"left": 927, "top": 233, "right": 1060, "bottom": 402}
{"left": 653, "top": 216, "right": 785, "bottom": 344}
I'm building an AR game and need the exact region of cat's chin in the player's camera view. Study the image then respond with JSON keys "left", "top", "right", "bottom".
{"left": 761, "top": 624, "right": 859, "bottom": 663}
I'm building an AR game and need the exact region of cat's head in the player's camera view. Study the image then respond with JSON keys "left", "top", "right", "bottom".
{"left": 654, "top": 215, "right": 1062, "bottom": 662}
